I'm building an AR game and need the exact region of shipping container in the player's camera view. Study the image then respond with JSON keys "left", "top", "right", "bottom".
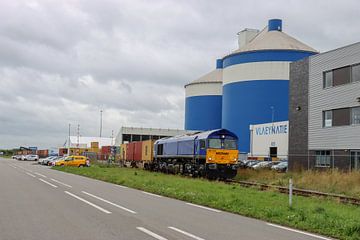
{"left": 126, "top": 143, "right": 134, "bottom": 161}
{"left": 141, "top": 140, "right": 154, "bottom": 162}
{"left": 133, "top": 141, "right": 142, "bottom": 161}
{"left": 101, "top": 146, "right": 111, "bottom": 154}
{"left": 120, "top": 144, "right": 127, "bottom": 160}
{"left": 126, "top": 142, "right": 142, "bottom": 161}
{"left": 91, "top": 142, "right": 99, "bottom": 149}
{"left": 36, "top": 149, "right": 49, "bottom": 158}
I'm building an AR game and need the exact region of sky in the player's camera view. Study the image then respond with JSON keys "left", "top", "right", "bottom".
{"left": 0, "top": 0, "right": 360, "bottom": 149}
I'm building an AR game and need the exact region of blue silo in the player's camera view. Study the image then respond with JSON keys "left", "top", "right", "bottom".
{"left": 185, "top": 60, "right": 223, "bottom": 131}
{"left": 221, "top": 19, "right": 318, "bottom": 152}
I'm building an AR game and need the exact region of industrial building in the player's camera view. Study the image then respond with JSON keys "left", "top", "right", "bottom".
{"left": 185, "top": 19, "right": 318, "bottom": 154}
{"left": 115, "top": 126, "right": 192, "bottom": 145}
{"left": 249, "top": 121, "right": 288, "bottom": 160}
{"left": 289, "top": 42, "right": 360, "bottom": 171}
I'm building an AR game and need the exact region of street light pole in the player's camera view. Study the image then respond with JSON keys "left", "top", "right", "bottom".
{"left": 68, "top": 123, "right": 71, "bottom": 156}
{"left": 99, "top": 109, "right": 103, "bottom": 138}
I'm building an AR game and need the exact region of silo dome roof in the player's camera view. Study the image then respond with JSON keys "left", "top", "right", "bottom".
{"left": 185, "top": 69, "right": 222, "bottom": 87}
{"left": 232, "top": 27, "right": 318, "bottom": 54}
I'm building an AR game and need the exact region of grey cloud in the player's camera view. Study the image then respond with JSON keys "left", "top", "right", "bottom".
{"left": 1, "top": 0, "right": 360, "bottom": 148}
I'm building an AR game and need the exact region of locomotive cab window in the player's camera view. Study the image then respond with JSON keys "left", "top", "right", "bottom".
{"left": 224, "top": 139, "right": 237, "bottom": 150}
{"left": 208, "top": 139, "right": 222, "bottom": 149}
{"left": 200, "top": 140, "right": 206, "bottom": 149}
{"left": 157, "top": 144, "right": 163, "bottom": 155}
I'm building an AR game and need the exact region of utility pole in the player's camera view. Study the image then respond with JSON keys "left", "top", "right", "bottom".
{"left": 99, "top": 109, "right": 103, "bottom": 138}
{"left": 111, "top": 130, "right": 114, "bottom": 146}
{"left": 77, "top": 124, "right": 80, "bottom": 147}
{"left": 68, "top": 123, "right": 71, "bottom": 156}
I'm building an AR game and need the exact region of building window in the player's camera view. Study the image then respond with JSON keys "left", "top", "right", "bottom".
{"left": 352, "top": 64, "right": 360, "bottom": 82}
{"left": 333, "top": 66, "right": 351, "bottom": 86}
{"left": 352, "top": 107, "right": 360, "bottom": 125}
{"left": 323, "top": 71, "right": 333, "bottom": 88}
{"left": 323, "top": 110, "right": 332, "bottom": 127}
{"left": 315, "top": 150, "right": 331, "bottom": 167}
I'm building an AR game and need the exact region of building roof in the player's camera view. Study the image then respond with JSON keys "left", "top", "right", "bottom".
{"left": 115, "top": 126, "right": 194, "bottom": 145}
{"left": 185, "top": 68, "right": 222, "bottom": 87}
{"left": 229, "top": 26, "right": 317, "bottom": 55}
{"left": 69, "top": 136, "right": 113, "bottom": 148}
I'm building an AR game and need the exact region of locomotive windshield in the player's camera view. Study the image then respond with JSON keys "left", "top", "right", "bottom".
{"left": 208, "top": 139, "right": 222, "bottom": 149}
{"left": 208, "top": 138, "right": 237, "bottom": 150}
{"left": 224, "top": 139, "right": 237, "bottom": 150}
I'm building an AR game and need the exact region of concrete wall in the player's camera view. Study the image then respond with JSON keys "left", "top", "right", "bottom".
{"left": 288, "top": 58, "right": 309, "bottom": 170}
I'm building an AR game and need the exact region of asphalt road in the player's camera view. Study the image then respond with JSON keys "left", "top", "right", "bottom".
{"left": 0, "top": 158, "right": 334, "bottom": 240}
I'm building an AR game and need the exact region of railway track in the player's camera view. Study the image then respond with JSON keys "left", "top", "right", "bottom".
{"left": 228, "top": 179, "right": 360, "bottom": 206}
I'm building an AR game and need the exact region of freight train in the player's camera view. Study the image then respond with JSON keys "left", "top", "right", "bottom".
{"left": 120, "top": 129, "right": 239, "bottom": 179}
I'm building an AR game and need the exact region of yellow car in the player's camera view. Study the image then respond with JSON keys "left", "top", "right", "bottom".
{"left": 55, "top": 155, "right": 90, "bottom": 167}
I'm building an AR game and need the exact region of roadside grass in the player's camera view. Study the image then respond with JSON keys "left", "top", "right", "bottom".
{"left": 236, "top": 168, "right": 360, "bottom": 198}
{"left": 54, "top": 165, "right": 360, "bottom": 240}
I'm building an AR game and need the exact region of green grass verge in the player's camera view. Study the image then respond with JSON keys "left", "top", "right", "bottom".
{"left": 53, "top": 165, "right": 360, "bottom": 240}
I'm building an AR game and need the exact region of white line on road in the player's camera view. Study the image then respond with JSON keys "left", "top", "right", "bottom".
{"left": 142, "top": 191, "right": 162, "bottom": 198}
{"left": 34, "top": 172, "right": 47, "bottom": 178}
{"left": 39, "top": 178, "right": 58, "bottom": 188}
{"left": 118, "top": 185, "right": 128, "bottom": 189}
{"left": 82, "top": 191, "right": 136, "bottom": 214}
{"left": 26, "top": 172, "right": 36, "bottom": 178}
{"left": 168, "top": 226, "right": 205, "bottom": 240}
{"left": 9, "top": 165, "right": 17, "bottom": 169}
{"left": 266, "top": 223, "right": 333, "bottom": 240}
{"left": 50, "top": 178, "right": 72, "bottom": 188}
{"left": 64, "top": 191, "right": 111, "bottom": 214}
{"left": 186, "top": 203, "right": 221, "bottom": 213}
{"left": 136, "top": 227, "right": 168, "bottom": 240}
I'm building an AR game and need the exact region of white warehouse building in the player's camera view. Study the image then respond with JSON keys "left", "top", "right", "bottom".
{"left": 249, "top": 121, "right": 289, "bottom": 160}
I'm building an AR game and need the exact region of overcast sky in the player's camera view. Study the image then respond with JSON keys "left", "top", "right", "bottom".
{"left": 1, "top": 0, "right": 359, "bottom": 149}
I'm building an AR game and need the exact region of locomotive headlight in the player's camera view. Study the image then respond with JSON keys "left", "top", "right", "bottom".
{"left": 208, "top": 157, "right": 212, "bottom": 161}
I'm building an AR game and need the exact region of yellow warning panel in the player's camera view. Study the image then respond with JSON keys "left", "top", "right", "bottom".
{"left": 206, "top": 149, "right": 238, "bottom": 164}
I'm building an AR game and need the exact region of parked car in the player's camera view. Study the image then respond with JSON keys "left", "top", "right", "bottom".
{"left": 55, "top": 155, "right": 90, "bottom": 167}
{"left": 271, "top": 161, "right": 288, "bottom": 172}
{"left": 22, "top": 155, "right": 39, "bottom": 161}
{"left": 245, "top": 160, "right": 260, "bottom": 168}
{"left": 12, "top": 155, "right": 21, "bottom": 160}
{"left": 42, "top": 156, "right": 57, "bottom": 165}
{"left": 252, "top": 161, "right": 273, "bottom": 169}
{"left": 47, "top": 157, "right": 61, "bottom": 166}
{"left": 50, "top": 157, "right": 65, "bottom": 166}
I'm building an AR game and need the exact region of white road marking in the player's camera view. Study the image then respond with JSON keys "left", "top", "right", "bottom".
{"left": 64, "top": 191, "right": 111, "bottom": 214}
{"left": 50, "top": 178, "right": 72, "bottom": 188}
{"left": 136, "top": 227, "right": 168, "bottom": 240}
{"left": 168, "top": 226, "right": 205, "bottom": 240}
{"left": 118, "top": 185, "right": 128, "bottom": 189}
{"left": 38, "top": 178, "right": 58, "bottom": 188}
{"left": 82, "top": 191, "right": 137, "bottom": 214}
{"left": 186, "top": 203, "right": 221, "bottom": 213}
{"left": 9, "top": 165, "right": 17, "bottom": 169}
{"left": 26, "top": 172, "right": 36, "bottom": 178}
{"left": 142, "top": 191, "right": 162, "bottom": 198}
{"left": 34, "top": 172, "right": 47, "bottom": 178}
{"left": 266, "top": 223, "right": 333, "bottom": 240}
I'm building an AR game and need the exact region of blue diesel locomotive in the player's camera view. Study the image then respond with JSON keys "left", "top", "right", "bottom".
{"left": 149, "top": 129, "right": 239, "bottom": 179}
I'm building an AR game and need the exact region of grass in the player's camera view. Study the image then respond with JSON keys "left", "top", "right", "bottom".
{"left": 236, "top": 168, "right": 360, "bottom": 198}
{"left": 54, "top": 165, "right": 360, "bottom": 240}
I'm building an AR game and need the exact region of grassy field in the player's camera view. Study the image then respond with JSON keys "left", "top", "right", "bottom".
{"left": 54, "top": 165, "right": 360, "bottom": 240}
{"left": 236, "top": 168, "right": 360, "bottom": 198}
